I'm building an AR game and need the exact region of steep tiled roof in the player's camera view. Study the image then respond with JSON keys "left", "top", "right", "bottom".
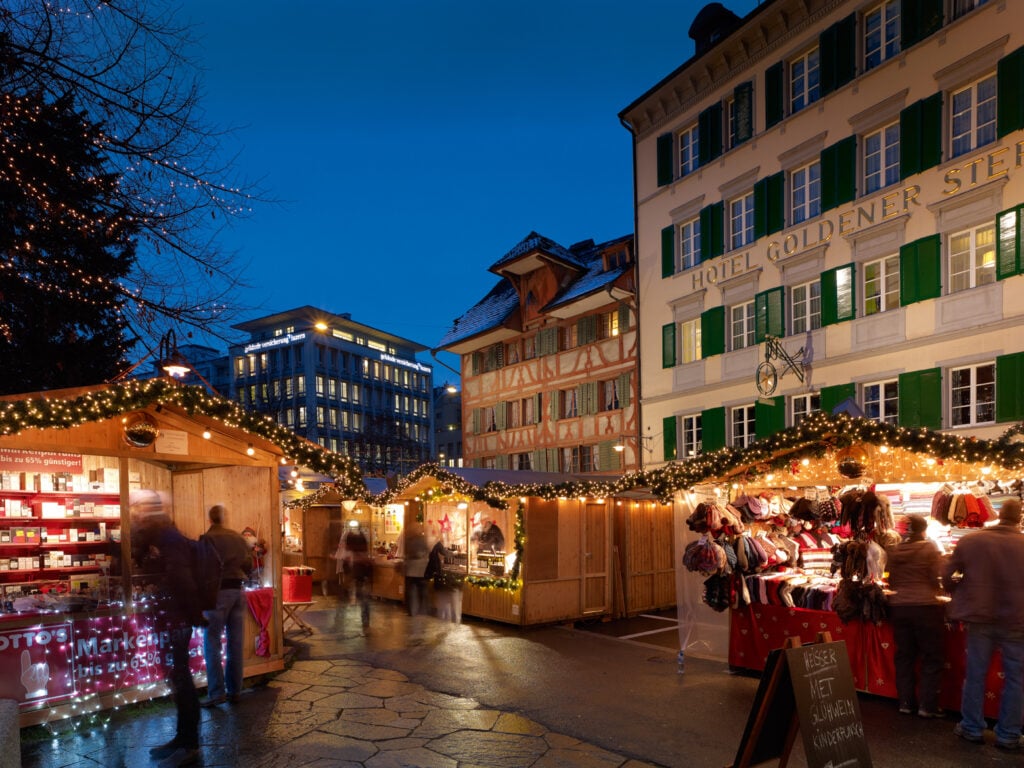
{"left": 544, "top": 235, "right": 633, "bottom": 311}
{"left": 435, "top": 280, "right": 520, "bottom": 349}
{"left": 488, "top": 231, "right": 585, "bottom": 273}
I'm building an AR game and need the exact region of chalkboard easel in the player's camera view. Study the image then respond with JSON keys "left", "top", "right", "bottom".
{"left": 729, "top": 633, "right": 872, "bottom": 768}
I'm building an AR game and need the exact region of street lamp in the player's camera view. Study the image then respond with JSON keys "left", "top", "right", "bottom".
{"left": 158, "top": 330, "right": 190, "bottom": 378}
{"left": 433, "top": 383, "right": 460, "bottom": 466}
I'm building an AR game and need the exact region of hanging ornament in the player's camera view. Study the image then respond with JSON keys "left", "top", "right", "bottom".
{"left": 122, "top": 413, "right": 159, "bottom": 448}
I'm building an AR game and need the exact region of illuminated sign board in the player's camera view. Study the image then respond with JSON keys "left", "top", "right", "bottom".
{"left": 243, "top": 332, "right": 306, "bottom": 353}
{"left": 380, "top": 353, "right": 432, "bottom": 374}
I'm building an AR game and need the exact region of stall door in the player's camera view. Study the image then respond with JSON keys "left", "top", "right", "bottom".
{"left": 582, "top": 503, "right": 609, "bottom": 615}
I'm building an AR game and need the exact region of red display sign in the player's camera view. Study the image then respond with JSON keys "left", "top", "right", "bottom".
{"left": 0, "top": 449, "right": 83, "bottom": 475}
{"left": 0, "top": 613, "right": 206, "bottom": 708}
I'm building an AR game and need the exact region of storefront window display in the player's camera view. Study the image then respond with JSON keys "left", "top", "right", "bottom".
{"left": 419, "top": 500, "right": 519, "bottom": 583}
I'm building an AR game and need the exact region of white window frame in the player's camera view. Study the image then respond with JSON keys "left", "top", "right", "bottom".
{"left": 863, "top": 379, "right": 899, "bottom": 424}
{"left": 863, "top": 1, "right": 900, "bottom": 71}
{"left": 681, "top": 414, "right": 702, "bottom": 458}
{"left": 952, "top": 0, "right": 991, "bottom": 20}
{"left": 790, "top": 47, "right": 820, "bottom": 113}
{"left": 679, "top": 218, "right": 700, "bottom": 272}
{"left": 950, "top": 362, "right": 996, "bottom": 427}
{"left": 561, "top": 389, "right": 578, "bottom": 419}
{"left": 791, "top": 280, "right": 821, "bottom": 334}
{"left": 863, "top": 122, "right": 900, "bottom": 194}
{"left": 731, "top": 301, "right": 756, "bottom": 351}
{"left": 791, "top": 393, "right": 820, "bottom": 426}
{"left": 948, "top": 223, "right": 996, "bottom": 293}
{"left": 863, "top": 254, "right": 900, "bottom": 315}
{"left": 680, "top": 318, "right": 702, "bottom": 364}
{"left": 790, "top": 161, "right": 821, "bottom": 225}
{"left": 729, "top": 191, "right": 755, "bottom": 251}
{"left": 950, "top": 74, "right": 997, "bottom": 159}
{"left": 678, "top": 123, "right": 699, "bottom": 177}
{"left": 731, "top": 404, "right": 756, "bottom": 448}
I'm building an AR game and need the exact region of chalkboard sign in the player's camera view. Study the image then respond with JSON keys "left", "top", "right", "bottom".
{"left": 731, "top": 636, "right": 872, "bottom": 768}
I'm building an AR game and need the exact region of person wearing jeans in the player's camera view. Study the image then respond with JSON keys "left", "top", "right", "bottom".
{"left": 945, "top": 497, "right": 1024, "bottom": 751}
{"left": 200, "top": 505, "right": 253, "bottom": 707}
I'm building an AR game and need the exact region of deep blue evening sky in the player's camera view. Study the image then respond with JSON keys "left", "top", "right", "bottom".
{"left": 181, "top": 0, "right": 762, "bottom": 374}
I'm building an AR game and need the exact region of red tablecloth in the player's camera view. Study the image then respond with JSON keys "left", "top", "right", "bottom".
{"left": 730, "top": 604, "right": 1005, "bottom": 717}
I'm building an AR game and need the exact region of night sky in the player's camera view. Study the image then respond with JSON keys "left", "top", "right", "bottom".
{"left": 180, "top": 0, "right": 762, "bottom": 373}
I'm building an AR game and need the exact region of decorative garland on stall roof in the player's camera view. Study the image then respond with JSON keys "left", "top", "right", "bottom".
{"left": 0, "top": 379, "right": 365, "bottom": 497}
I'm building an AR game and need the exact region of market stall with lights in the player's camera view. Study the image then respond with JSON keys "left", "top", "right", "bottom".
{"left": 0, "top": 379, "right": 363, "bottom": 729}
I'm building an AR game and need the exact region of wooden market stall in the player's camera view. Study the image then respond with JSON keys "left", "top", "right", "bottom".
{"left": 0, "top": 380, "right": 351, "bottom": 727}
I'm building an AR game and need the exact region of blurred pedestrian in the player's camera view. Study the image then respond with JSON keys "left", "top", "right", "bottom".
{"left": 886, "top": 515, "right": 945, "bottom": 718}
{"left": 340, "top": 525, "right": 373, "bottom": 628}
{"left": 425, "top": 537, "right": 460, "bottom": 623}
{"left": 945, "top": 497, "right": 1024, "bottom": 750}
{"left": 402, "top": 523, "right": 429, "bottom": 616}
{"left": 130, "top": 491, "right": 203, "bottom": 768}
{"left": 200, "top": 504, "right": 253, "bottom": 707}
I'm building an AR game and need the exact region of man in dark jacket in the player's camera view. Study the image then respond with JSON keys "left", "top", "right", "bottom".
{"left": 130, "top": 492, "right": 202, "bottom": 767}
{"left": 200, "top": 505, "right": 253, "bottom": 707}
{"left": 944, "top": 497, "right": 1024, "bottom": 750}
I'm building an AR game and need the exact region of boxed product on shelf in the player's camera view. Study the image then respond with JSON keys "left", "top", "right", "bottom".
{"left": 46, "top": 551, "right": 64, "bottom": 568}
{"left": 34, "top": 473, "right": 53, "bottom": 492}
{"left": 89, "top": 467, "right": 119, "bottom": 491}
{"left": 37, "top": 500, "right": 67, "bottom": 518}
{"left": 0, "top": 530, "right": 10, "bottom": 543}
{"left": 0, "top": 472, "right": 22, "bottom": 490}
{"left": 1, "top": 498, "right": 26, "bottom": 517}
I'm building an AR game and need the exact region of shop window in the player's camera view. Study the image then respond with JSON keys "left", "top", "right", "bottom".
{"left": 864, "top": 1, "right": 900, "bottom": 71}
{"left": 863, "top": 255, "right": 900, "bottom": 315}
{"left": 731, "top": 404, "right": 756, "bottom": 448}
{"left": 678, "top": 122, "right": 699, "bottom": 177}
{"left": 680, "top": 319, "right": 701, "bottom": 364}
{"left": 864, "top": 123, "right": 900, "bottom": 193}
{"left": 790, "top": 47, "right": 821, "bottom": 113}
{"left": 680, "top": 414, "right": 702, "bottom": 458}
{"left": 792, "top": 393, "right": 821, "bottom": 426}
{"left": 951, "top": 75, "right": 997, "bottom": 159}
{"left": 730, "top": 301, "right": 756, "bottom": 351}
{"left": 790, "top": 161, "right": 821, "bottom": 225}
{"left": 950, "top": 362, "right": 995, "bottom": 426}
{"left": 948, "top": 224, "right": 996, "bottom": 293}
{"left": 729, "top": 191, "right": 755, "bottom": 251}
{"left": 791, "top": 280, "right": 822, "bottom": 334}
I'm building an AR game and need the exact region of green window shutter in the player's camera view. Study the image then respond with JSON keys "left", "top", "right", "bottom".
{"left": 585, "top": 382, "right": 600, "bottom": 415}
{"left": 547, "top": 448, "right": 559, "bottom": 472}
{"left": 472, "top": 408, "right": 482, "bottom": 434}
{"left": 819, "top": 14, "right": 856, "bottom": 97}
{"left": 662, "top": 323, "right": 677, "bottom": 368}
{"left": 656, "top": 133, "right": 674, "bottom": 187}
{"left": 533, "top": 448, "right": 546, "bottom": 472}
{"left": 998, "top": 47, "right": 1024, "bottom": 138}
{"left": 899, "top": 235, "right": 942, "bottom": 305}
{"left": 765, "top": 60, "right": 785, "bottom": 129}
{"left": 700, "top": 306, "right": 726, "bottom": 357}
{"left": 753, "top": 172, "right": 785, "bottom": 239}
{"left": 820, "top": 136, "right": 856, "bottom": 211}
{"left": 663, "top": 415, "right": 677, "bottom": 461}
{"left": 755, "top": 287, "right": 785, "bottom": 343}
{"left": 661, "top": 224, "right": 676, "bottom": 278}
{"left": 733, "top": 81, "right": 754, "bottom": 145}
{"left": 471, "top": 352, "right": 482, "bottom": 376}
{"left": 494, "top": 402, "right": 507, "bottom": 431}
{"left": 548, "top": 391, "right": 559, "bottom": 422}
{"left": 820, "top": 263, "right": 856, "bottom": 326}
{"left": 538, "top": 327, "right": 558, "bottom": 356}
{"left": 533, "top": 393, "right": 542, "bottom": 423}
{"left": 579, "top": 315, "right": 597, "bottom": 345}
{"left": 698, "top": 102, "right": 723, "bottom": 165}
{"left": 900, "top": 94, "right": 942, "bottom": 179}
{"left": 755, "top": 396, "right": 786, "bottom": 440}
{"left": 616, "top": 372, "right": 632, "bottom": 408}
{"left": 495, "top": 454, "right": 509, "bottom": 471}
{"left": 598, "top": 440, "right": 620, "bottom": 471}
{"left": 699, "top": 202, "right": 724, "bottom": 261}
{"left": 618, "top": 303, "right": 631, "bottom": 331}
{"left": 820, "top": 383, "right": 856, "bottom": 415}
{"left": 901, "top": 0, "right": 943, "bottom": 50}
{"left": 701, "top": 407, "right": 727, "bottom": 452}
{"left": 997, "top": 352, "right": 1024, "bottom": 423}
{"left": 997, "top": 205, "right": 1023, "bottom": 279}
{"left": 898, "top": 368, "right": 942, "bottom": 429}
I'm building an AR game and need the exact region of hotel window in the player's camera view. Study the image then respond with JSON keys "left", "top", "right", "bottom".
{"left": 952, "top": 0, "right": 990, "bottom": 19}
{"left": 864, "top": 379, "right": 899, "bottom": 424}
{"left": 284, "top": 378, "right": 294, "bottom": 397}
{"left": 863, "top": 255, "right": 900, "bottom": 315}
{"left": 235, "top": 357, "right": 245, "bottom": 377}
{"left": 791, "top": 280, "right": 821, "bottom": 334}
{"left": 561, "top": 389, "right": 578, "bottom": 419}
{"left": 951, "top": 74, "right": 996, "bottom": 159}
{"left": 680, "top": 318, "right": 702, "bottom": 364}
{"left": 598, "top": 309, "right": 619, "bottom": 339}
{"left": 731, "top": 404, "right": 756, "bottom": 448}
{"left": 340, "top": 411, "right": 350, "bottom": 429}
{"left": 950, "top": 362, "right": 995, "bottom": 426}
{"left": 791, "top": 393, "right": 821, "bottom": 426}
{"left": 351, "top": 384, "right": 360, "bottom": 403}
{"left": 863, "top": 1, "right": 900, "bottom": 71}
{"left": 790, "top": 47, "right": 820, "bottom": 113}
{"left": 339, "top": 381, "right": 349, "bottom": 401}
{"left": 297, "top": 406, "right": 307, "bottom": 428}
{"left": 328, "top": 379, "right": 337, "bottom": 398}
{"left": 790, "top": 161, "right": 821, "bottom": 224}
{"left": 316, "top": 406, "right": 326, "bottom": 426}
{"left": 681, "top": 414, "right": 702, "bottom": 458}
{"left": 297, "top": 377, "right": 305, "bottom": 395}
{"left": 329, "top": 408, "right": 338, "bottom": 427}
{"left": 678, "top": 123, "right": 699, "bottom": 177}
{"left": 730, "top": 301, "right": 756, "bottom": 351}
{"left": 864, "top": 123, "right": 899, "bottom": 194}
{"left": 729, "top": 191, "right": 755, "bottom": 250}
{"left": 948, "top": 224, "right": 996, "bottom": 293}
{"left": 679, "top": 218, "right": 701, "bottom": 271}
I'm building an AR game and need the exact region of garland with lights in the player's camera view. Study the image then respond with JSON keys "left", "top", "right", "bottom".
{"left": 0, "top": 380, "right": 365, "bottom": 496}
